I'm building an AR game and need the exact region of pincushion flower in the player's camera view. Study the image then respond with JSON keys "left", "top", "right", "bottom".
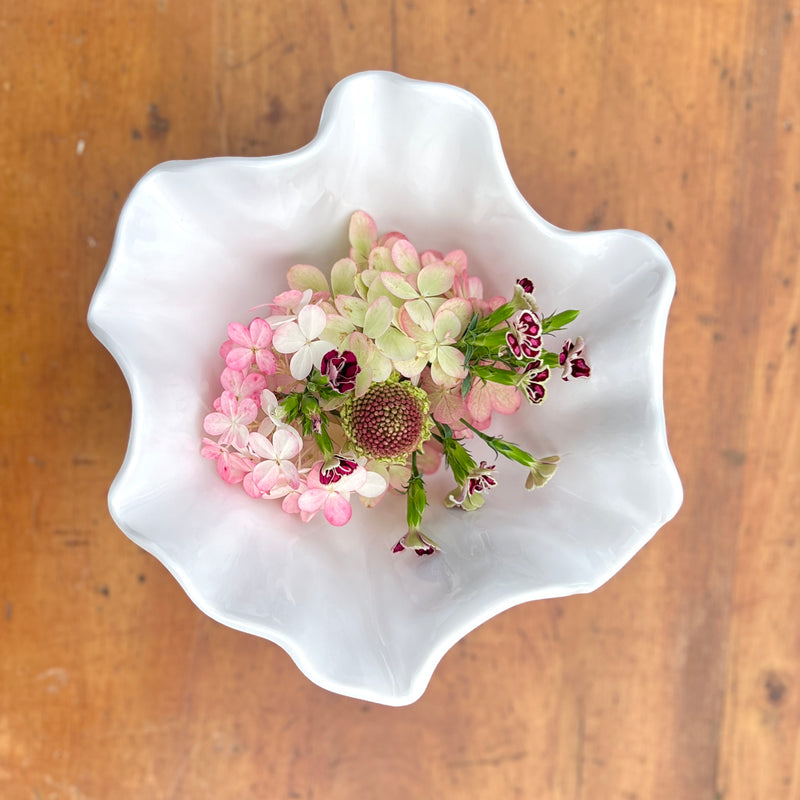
{"left": 340, "top": 379, "right": 431, "bottom": 461}
{"left": 272, "top": 303, "right": 332, "bottom": 380}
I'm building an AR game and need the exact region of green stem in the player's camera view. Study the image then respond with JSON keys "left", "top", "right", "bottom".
{"left": 458, "top": 418, "right": 538, "bottom": 469}
{"left": 471, "top": 364, "right": 520, "bottom": 386}
{"left": 406, "top": 453, "right": 427, "bottom": 530}
{"left": 474, "top": 302, "right": 516, "bottom": 332}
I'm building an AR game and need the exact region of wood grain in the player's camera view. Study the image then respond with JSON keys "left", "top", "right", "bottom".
{"left": 1, "top": 1, "right": 798, "bottom": 798}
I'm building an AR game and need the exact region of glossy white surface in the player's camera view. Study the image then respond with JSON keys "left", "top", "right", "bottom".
{"left": 88, "top": 71, "right": 682, "bottom": 705}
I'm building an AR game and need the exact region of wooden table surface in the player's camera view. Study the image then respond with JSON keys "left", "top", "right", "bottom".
{"left": 2, "top": 1, "right": 798, "bottom": 798}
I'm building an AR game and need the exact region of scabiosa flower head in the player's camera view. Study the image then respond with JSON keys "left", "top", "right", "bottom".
{"left": 558, "top": 337, "right": 591, "bottom": 380}
{"left": 518, "top": 358, "right": 550, "bottom": 404}
{"left": 340, "top": 379, "right": 431, "bottom": 460}
{"left": 320, "top": 349, "right": 360, "bottom": 393}
{"left": 506, "top": 309, "right": 543, "bottom": 360}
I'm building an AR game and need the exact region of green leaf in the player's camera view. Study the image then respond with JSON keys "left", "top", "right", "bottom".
{"left": 541, "top": 350, "right": 561, "bottom": 368}
{"left": 542, "top": 309, "right": 580, "bottom": 334}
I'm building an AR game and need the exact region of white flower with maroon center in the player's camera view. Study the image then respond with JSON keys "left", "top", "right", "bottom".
{"left": 506, "top": 309, "right": 542, "bottom": 360}
{"left": 558, "top": 337, "right": 591, "bottom": 381}
{"left": 518, "top": 358, "right": 550, "bottom": 404}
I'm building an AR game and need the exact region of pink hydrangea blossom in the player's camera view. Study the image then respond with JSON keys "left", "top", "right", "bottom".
{"left": 203, "top": 391, "right": 258, "bottom": 450}
{"left": 297, "top": 461, "right": 387, "bottom": 526}
{"left": 213, "top": 367, "right": 267, "bottom": 408}
{"left": 200, "top": 438, "right": 255, "bottom": 484}
{"left": 248, "top": 427, "right": 303, "bottom": 492}
{"left": 222, "top": 318, "right": 278, "bottom": 374}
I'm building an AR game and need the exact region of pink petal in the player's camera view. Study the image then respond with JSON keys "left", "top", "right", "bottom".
{"left": 242, "top": 473, "right": 262, "bottom": 497}
{"left": 465, "top": 379, "right": 493, "bottom": 424}
{"left": 253, "top": 461, "right": 280, "bottom": 492}
{"left": 255, "top": 348, "right": 278, "bottom": 375}
{"left": 203, "top": 412, "right": 231, "bottom": 436}
{"left": 247, "top": 431, "right": 276, "bottom": 460}
{"left": 237, "top": 397, "right": 258, "bottom": 424}
{"left": 486, "top": 381, "right": 522, "bottom": 415}
{"left": 249, "top": 318, "right": 273, "bottom": 348}
{"left": 270, "top": 288, "right": 304, "bottom": 312}
{"left": 297, "top": 488, "right": 327, "bottom": 514}
{"left": 200, "top": 437, "right": 223, "bottom": 459}
{"left": 273, "top": 427, "right": 303, "bottom": 459}
{"left": 217, "top": 452, "right": 249, "bottom": 484}
{"left": 391, "top": 239, "right": 421, "bottom": 274}
{"left": 219, "top": 339, "right": 235, "bottom": 360}
{"left": 420, "top": 249, "right": 444, "bottom": 265}
{"left": 349, "top": 211, "right": 378, "bottom": 258}
{"left": 281, "top": 461, "right": 301, "bottom": 489}
{"left": 240, "top": 371, "right": 267, "bottom": 398}
{"left": 444, "top": 249, "right": 468, "bottom": 276}
{"left": 220, "top": 367, "right": 244, "bottom": 394}
{"left": 323, "top": 492, "right": 353, "bottom": 526}
{"left": 281, "top": 491, "right": 301, "bottom": 514}
{"left": 227, "top": 322, "right": 252, "bottom": 347}
{"left": 218, "top": 391, "right": 238, "bottom": 417}
{"left": 225, "top": 346, "right": 254, "bottom": 371}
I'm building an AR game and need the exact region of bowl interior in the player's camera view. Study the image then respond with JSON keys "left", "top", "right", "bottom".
{"left": 88, "top": 71, "right": 681, "bottom": 704}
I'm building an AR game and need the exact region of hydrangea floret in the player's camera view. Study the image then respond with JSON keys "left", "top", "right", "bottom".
{"left": 201, "top": 211, "right": 590, "bottom": 556}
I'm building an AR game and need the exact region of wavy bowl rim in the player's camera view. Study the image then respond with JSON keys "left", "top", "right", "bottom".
{"left": 87, "top": 70, "right": 683, "bottom": 705}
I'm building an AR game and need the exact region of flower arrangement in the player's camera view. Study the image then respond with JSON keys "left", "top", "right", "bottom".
{"left": 201, "top": 211, "right": 590, "bottom": 555}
